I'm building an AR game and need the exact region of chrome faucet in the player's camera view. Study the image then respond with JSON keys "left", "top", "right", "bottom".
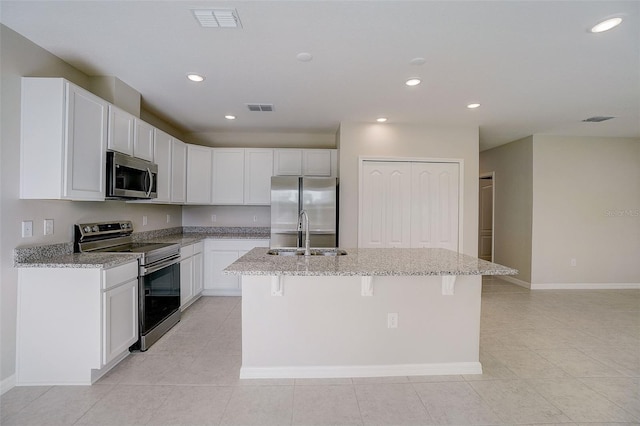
{"left": 298, "top": 209, "right": 311, "bottom": 256}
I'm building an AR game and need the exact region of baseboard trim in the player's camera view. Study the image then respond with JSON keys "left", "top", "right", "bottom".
{"left": 531, "top": 282, "right": 640, "bottom": 290}
{"left": 1, "top": 374, "right": 16, "bottom": 395}
{"left": 240, "top": 362, "right": 482, "bottom": 379}
{"left": 202, "top": 289, "right": 241, "bottom": 297}
{"left": 499, "top": 276, "right": 531, "bottom": 289}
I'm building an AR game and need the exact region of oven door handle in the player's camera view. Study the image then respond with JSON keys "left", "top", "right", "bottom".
{"left": 145, "top": 168, "right": 153, "bottom": 198}
{"left": 140, "top": 255, "right": 180, "bottom": 276}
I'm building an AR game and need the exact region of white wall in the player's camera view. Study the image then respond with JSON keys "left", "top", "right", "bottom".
{"left": 337, "top": 122, "right": 479, "bottom": 255}
{"left": 479, "top": 136, "right": 533, "bottom": 283}
{"left": 0, "top": 24, "right": 182, "bottom": 386}
{"left": 531, "top": 136, "right": 640, "bottom": 286}
{"left": 182, "top": 205, "right": 271, "bottom": 227}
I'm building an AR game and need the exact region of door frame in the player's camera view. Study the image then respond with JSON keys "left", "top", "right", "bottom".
{"left": 358, "top": 156, "right": 465, "bottom": 251}
{"left": 479, "top": 171, "right": 495, "bottom": 262}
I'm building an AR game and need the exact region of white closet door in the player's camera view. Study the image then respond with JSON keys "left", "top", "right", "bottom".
{"left": 411, "top": 162, "right": 459, "bottom": 251}
{"left": 360, "top": 161, "right": 411, "bottom": 248}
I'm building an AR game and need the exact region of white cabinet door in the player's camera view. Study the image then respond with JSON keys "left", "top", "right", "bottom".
{"left": 274, "top": 149, "right": 303, "bottom": 175}
{"left": 360, "top": 161, "right": 412, "bottom": 248}
{"left": 107, "top": 105, "right": 134, "bottom": 156}
{"left": 303, "top": 149, "right": 332, "bottom": 176}
{"left": 411, "top": 162, "right": 459, "bottom": 251}
{"left": 186, "top": 144, "right": 212, "bottom": 204}
{"left": 212, "top": 148, "right": 245, "bottom": 204}
{"left": 64, "top": 83, "right": 108, "bottom": 200}
{"left": 180, "top": 256, "right": 194, "bottom": 307}
{"left": 134, "top": 119, "right": 154, "bottom": 161}
{"left": 171, "top": 140, "right": 187, "bottom": 203}
{"left": 245, "top": 149, "right": 273, "bottom": 205}
{"left": 193, "top": 251, "right": 204, "bottom": 296}
{"left": 153, "top": 129, "right": 172, "bottom": 203}
{"left": 103, "top": 278, "right": 138, "bottom": 365}
{"left": 208, "top": 250, "right": 240, "bottom": 291}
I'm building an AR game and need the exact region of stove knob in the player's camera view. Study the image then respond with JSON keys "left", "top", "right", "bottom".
{"left": 92, "top": 225, "right": 99, "bottom": 232}
{"left": 83, "top": 226, "right": 91, "bottom": 233}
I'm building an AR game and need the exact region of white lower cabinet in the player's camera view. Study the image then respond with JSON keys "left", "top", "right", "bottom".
{"left": 204, "top": 239, "right": 269, "bottom": 296}
{"left": 16, "top": 260, "right": 138, "bottom": 385}
{"left": 103, "top": 277, "right": 138, "bottom": 365}
{"left": 180, "top": 241, "right": 204, "bottom": 309}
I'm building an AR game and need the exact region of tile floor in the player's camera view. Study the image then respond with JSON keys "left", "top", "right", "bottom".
{"left": 2, "top": 277, "right": 639, "bottom": 425}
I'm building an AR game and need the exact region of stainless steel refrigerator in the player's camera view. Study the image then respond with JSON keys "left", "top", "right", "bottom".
{"left": 270, "top": 176, "right": 339, "bottom": 248}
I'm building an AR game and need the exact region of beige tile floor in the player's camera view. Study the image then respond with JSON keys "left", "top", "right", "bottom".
{"left": 2, "top": 277, "right": 639, "bottom": 425}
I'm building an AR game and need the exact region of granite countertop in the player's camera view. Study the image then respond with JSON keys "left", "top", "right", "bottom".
{"left": 14, "top": 227, "right": 270, "bottom": 269}
{"left": 224, "top": 247, "right": 518, "bottom": 277}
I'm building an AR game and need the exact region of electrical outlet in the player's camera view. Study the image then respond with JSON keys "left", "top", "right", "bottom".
{"left": 211, "top": 214, "right": 217, "bottom": 223}
{"left": 44, "top": 219, "right": 54, "bottom": 235}
{"left": 253, "top": 215, "right": 258, "bottom": 222}
{"left": 142, "top": 215, "right": 148, "bottom": 226}
{"left": 570, "top": 258, "right": 577, "bottom": 267}
{"left": 387, "top": 313, "right": 398, "bottom": 329}
{"left": 166, "top": 214, "right": 171, "bottom": 224}
{"left": 22, "top": 221, "right": 33, "bottom": 238}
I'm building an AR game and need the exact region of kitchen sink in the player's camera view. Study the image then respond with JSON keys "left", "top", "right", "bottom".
{"left": 267, "top": 248, "right": 347, "bottom": 257}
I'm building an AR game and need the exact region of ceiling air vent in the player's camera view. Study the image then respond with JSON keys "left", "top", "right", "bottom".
{"left": 247, "top": 104, "right": 274, "bottom": 112}
{"left": 192, "top": 9, "right": 242, "bottom": 28}
{"left": 582, "top": 116, "right": 615, "bottom": 123}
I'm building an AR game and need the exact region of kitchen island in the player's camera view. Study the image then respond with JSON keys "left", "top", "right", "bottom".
{"left": 225, "top": 248, "right": 517, "bottom": 379}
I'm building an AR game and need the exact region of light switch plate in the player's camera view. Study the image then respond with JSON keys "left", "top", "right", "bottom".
{"left": 22, "top": 220, "right": 33, "bottom": 238}
{"left": 44, "top": 219, "right": 54, "bottom": 235}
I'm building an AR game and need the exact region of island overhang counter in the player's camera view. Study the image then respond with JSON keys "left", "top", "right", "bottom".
{"left": 225, "top": 247, "right": 517, "bottom": 380}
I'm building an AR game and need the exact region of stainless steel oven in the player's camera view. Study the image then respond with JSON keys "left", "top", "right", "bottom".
{"left": 75, "top": 221, "right": 180, "bottom": 351}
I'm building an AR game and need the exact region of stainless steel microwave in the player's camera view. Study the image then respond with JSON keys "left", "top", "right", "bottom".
{"left": 106, "top": 151, "right": 158, "bottom": 200}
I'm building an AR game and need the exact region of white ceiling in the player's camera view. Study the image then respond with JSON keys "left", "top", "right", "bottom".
{"left": 1, "top": 1, "right": 638, "bottom": 151}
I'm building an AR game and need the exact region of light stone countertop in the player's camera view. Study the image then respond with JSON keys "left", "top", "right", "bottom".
{"left": 224, "top": 247, "right": 518, "bottom": 277}
{"left": 14, "top": 228, "right": 270, "bottom": 269}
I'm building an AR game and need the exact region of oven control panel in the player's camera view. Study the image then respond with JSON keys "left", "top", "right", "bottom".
{"left": 76, "top": 221, "right": 133, "bottom": 238}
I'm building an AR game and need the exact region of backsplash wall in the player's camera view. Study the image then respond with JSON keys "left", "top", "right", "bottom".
{"left": 182, "top": 205, "right": 271, "bottom": 228}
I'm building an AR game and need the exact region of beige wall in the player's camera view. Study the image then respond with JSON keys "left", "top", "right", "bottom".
{"left": 531, "top": 136, "right": 640, "bottom": 286}
{"left": 337, "top": 122, "right": 479, "bottom": 255}
{"left": 0, "top": 25, "right": 182, "bottom": 385}
{"left": 479, "top": 136, "right": 533, "bottom": 283}
{"left": 182, "top": 205, "right": 271, "bottom": 227}
{"left": 185, "top": 130, "right": 336, "bottom": 148}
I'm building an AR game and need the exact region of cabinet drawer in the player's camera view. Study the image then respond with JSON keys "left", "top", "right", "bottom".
{"left": 193, "top": 241, "right": 204, "bottom": 254}
{"left": 103, "top": 261, "right": 138, "bottom": 290}
{"left": 180, "top": 244, "right": 194, "bottom": 259}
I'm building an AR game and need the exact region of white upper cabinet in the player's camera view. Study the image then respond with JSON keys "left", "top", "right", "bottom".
{"left": 186, "top": 144, "right": 213, "bottom": 204}
{"left": 274, "top": 149, "right": 336, "bottom": 177}
{"left": 152, "top": 129, "right": 172, "bottom": 203}
{"left": 212, "top": 148, "right": 245, "bottom": 205}
{"left": 171, "top": 139, "right": 187, "bottom": 203}
{"left": 133, "top": 119, "right": 154, "bottom": 161}
{"left": 20, "top": 78, "right": 108, "bottom": 201}
{"left": 303, "top": 149, "right": 332, "bottom": 176}
{"left": 274, "top": 149, "right": 303, "bottom": 175}
{"left": 244, "top": 149, "right": 273, "bottom": 205}
{"left": 107, "top": 105, "right": 134, "bottom": 156}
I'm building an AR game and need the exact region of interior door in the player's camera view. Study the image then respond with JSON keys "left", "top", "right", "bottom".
{"left": 411, "top": 162, "right": 459, "bottom": 251}
{"left": 478, "top": 176, "right": 494, "bottom": 261}
{"left": 360, "top": 161, "right": 411, "bottom": 248}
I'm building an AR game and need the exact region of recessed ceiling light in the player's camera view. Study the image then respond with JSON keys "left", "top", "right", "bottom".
{"left": 376, "top": 117, "right": 388, "bottom": 123}
{"left": 409, "top": 57, "right": 426, "bottom": 66}
{"left": 296, "top": 52, "right": 313, "bottom": 62}
{"left": 467, "top": 103, "right": 481, "bottom": 109}
{"left": 225, "top": 115, "right": 236, "bottom": 120}
{"left": 405, "top": 78, "right": 421, "bottom": 86}
{"left": 590, "top": 17, "right": 623, "bottom": 33}
{"left": 187, "top": 73, "right": 205, "bottom": 82}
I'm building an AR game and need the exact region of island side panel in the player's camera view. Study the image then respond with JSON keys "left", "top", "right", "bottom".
{"left": 240, "top": 274, "right": 482, "bottom": 378}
